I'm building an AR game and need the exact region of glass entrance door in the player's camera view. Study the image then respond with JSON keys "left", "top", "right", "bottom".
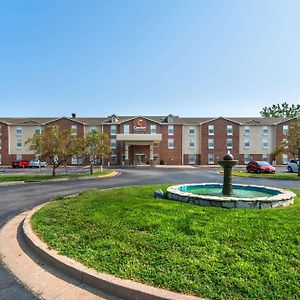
{"left": 135, "top": 154, "right": 146, "bottom": 165}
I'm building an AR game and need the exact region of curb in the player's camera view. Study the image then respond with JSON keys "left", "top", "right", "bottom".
{"left": 22, "top": 203, "right": 203, "bottom": 300}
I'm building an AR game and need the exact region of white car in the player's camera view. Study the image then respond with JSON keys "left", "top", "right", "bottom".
{"left": 287, "top": 159, "right": 299, "bottom": 173}
{"left": 29, "top": 160, "right": 47, "bottom": 168}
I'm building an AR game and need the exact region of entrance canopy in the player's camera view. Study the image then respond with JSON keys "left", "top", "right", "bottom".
{"left": 116, "top": 134, "right": 162, "bottom": 143}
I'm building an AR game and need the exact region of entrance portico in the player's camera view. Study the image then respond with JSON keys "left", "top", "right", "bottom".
{"left": 117, "top": 134, "right": 162, "bottom": 165}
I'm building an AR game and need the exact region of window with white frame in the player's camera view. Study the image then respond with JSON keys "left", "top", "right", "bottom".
{"left": 189, "top": 154, "right": 196, "bottom": 165}
{"left": 71, "top": 125, "right": 77, "bottom": 136}
{"left": 282, "top": 154, "right": 288, "bottom": 164}
{"left": 16, "top": 139, "right": 22, "bottom": 148}
{"left": 150, "top": 124, "right": 157, "bottom": 134}
{"left": 16, "top": 154, "right": 22, "bottom": 160}
{"left": 16, "top": 127, "right": 22, "bottom": 135}
{"left": 227, "top": 125, "right": 233, "bottom": 135}
{"left": 168, "top": 125, "right": 174, "bottom": 135}
{"left": 283, "top": 138, "right": 288, "bottom": 149}
{"left": 189, "top": 126, "right": 195, "bottom": 135}
{"left": 90, "top": 126, "right": 97, "bottom": 133}
{"left": 283, "top": 125, "right": 289, "bottom": 135}
{"left": 111, "top": 154, "right": 118, "bottom": 163}
{"left": 0, "top": 153, "right": 2, "bottom": 164}
{"left": 227, "top": 138, "right": 233, "bottom": 149}
{"left": 208, "top": 153, "right": 214, "bottom": 164}
{"left": 262, "top": 139, "right": 269, "bottom": 149}
{"left": 244, "top": 154, "right": 250, "bottom": 164}
{"left": 167, "top": 116, "right": 173, "bottom": 123}
{"left": 110, "top": 125, "right": 117, "bottom": 135}
{"left": 123, "top": 125, "right": 130, "bottom": 134}
{"left": 262, "top": 154, "right": 268, "bottom": 162}
{"left": 208, "top": 125, "right": 214, "bottom": 135}
{"left": 110, "top": 139, "right": 116, "bottom": 149}
{"left": 71, "top": 156, "right": 78, "bottom": 165}
{"left": 262, "top": 126, "right": 269, "bottom": 136}
{"left": 168, "top": 138, "right": 174, "bottom": 149}
{"left": 0, "top": 138, "right": 1, "bottom": 149}
{"left": 189, "top": 138, "right": 195, "bottom": 149}
{"left": 244, "top": 126, "right": 250, "bottom": 136}
{"left": 208, "top": 138, "right": 214, "bottom": 149}
{"left": 244, "top": 139, "right": 250, "bottom": 149}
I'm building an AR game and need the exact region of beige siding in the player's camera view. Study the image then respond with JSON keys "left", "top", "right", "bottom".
{"left": 182, "top": 125, "right": 201, "bottom": 154}
{"left": 239, "top": 125, "right": 275, "bottom": 154}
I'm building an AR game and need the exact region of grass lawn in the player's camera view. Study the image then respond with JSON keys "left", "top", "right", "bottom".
{"left": 231, "top": 170, "right": 300, "bottom": 180}
{"left": 0, "top": 170, "right": 111, "bottom": 182}
{"left": 31, "top": 185, "right": 300, "bottom": 300}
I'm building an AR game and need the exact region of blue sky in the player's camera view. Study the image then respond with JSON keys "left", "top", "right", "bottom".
{"left": 0, "top": 0, "right": 299, "bottom": 117}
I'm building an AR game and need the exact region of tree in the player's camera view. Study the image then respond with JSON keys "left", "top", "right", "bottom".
{"left": 77, "top": 131, "right": 111, "bottom": 175}
{"left": 26, "top": 126, "right": 78, "bottom": 176}
{"left": 260, "top": 102, "right": 300, "bottom": 118}
{"left": 282, "top": 119, "right": 300, "bottom": 176}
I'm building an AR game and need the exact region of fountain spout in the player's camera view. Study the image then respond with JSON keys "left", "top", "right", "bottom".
{"left": 218, "top": 152, "right": 238, "bottom": 195}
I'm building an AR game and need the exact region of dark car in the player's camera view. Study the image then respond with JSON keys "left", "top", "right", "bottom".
{"left": 246, "top": 160, "right": 276, "bottom": 174}
{"left": 11, "top": 160, "right": 30, "bottom": 168}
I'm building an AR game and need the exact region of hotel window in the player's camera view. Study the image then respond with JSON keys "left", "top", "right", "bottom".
{"left": 16, "top": 154, "right": 22, "bottom": 160}
{"left": 227, "top": 125, "right": 233, "bottom": 136}
{"left": 244, "top": 126, "right": 250, "bottom": 136}
{"left": 262, "top": 126, "right": 269, "bottom": 136}
{"left": 0, "top": 138, "right": 1, "bottom": 149}
{"left": 208, "top": 125, "right": 214, "bottom": 135}
{"left": 262, "top": 139, "right": 269, "bottom": 149}
{"left": 189, "top": 138, "right": 195, "bottom": 149}
{"left": 262, "top": 154, "right": 268, "bottom": 162}
{"left": 244, "top": 139, "right": 250, "bottom": 149}
{"left": 167, "top": 115, "right": 173, "bottom": 123}
{"left": 71, "top": 125, "right": 77, "bottom": 136}
{"left": 123, "top": 125, "right": 130, "bottom": 134}
{"left": 208, "top": 153, "right": 214, "bottom": 164}
{"left": 35, "top": 127, "right": 41, "bottom": 134}
{"left": 189, "top": 126, "right": 195, "bottom": 135}
{"left": 189, "top": 154, "right": 196, "bottom": 165}
{"left": 0, "top": 154, "right": 2, "bottom": 164}
{"left": 208, "top": 138, "right": 214, "bottom": 149}
{"left": 244, "top": 154, "right": 250, "bottom": 164}
{"left": 168, "top": 125, "right": 174, "bottom": 135}
{"left": 282, "top": 154, "right": 288, "bottom": 164}
{"left": 110, "top": 139, "right": 116, "bottom": 149}
{"left": 283, "top": 138, "right": 288, "bottom": 149}
{"left": 111, "top": 125, "right": 117, "bottom": 135}
{"left": 71, "top": 156, "right": 78, "bottom": 165}
{"left": 151, "top": 125, "right": 157, "bottom": 134}
{"left": 168, "top": 138, "right": 174, "bottom": 149}
{"left": 283, "top": 125, "right": 289, "bottom": 135}
{"left": 16, "top": 127, "right": 22, "bottom": 135}
{"left": 111, "top": 154, "right": 117, "bottom": 163}
{"left": 16, "top": 139, "right": 22, "bottom": 149}
{"left": 227, "top": 138, "right": 233, "bottom": 149}
{"left": 90, "top": 126, "right": 97, "bottom": 133}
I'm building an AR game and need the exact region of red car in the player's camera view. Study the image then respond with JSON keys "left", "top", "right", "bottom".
{"left": 12, "top": 160, "right": 30, "bottom": 168}
{"left": 246, "top": 161, "right": 276, "bottom": 174}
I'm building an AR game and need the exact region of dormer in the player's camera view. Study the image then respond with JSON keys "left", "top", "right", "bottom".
{"left": 167, "top": 114, "right": 173, "bottom": 123}
{"left": 110, "top": 114, "right": 119, "bottom": 123}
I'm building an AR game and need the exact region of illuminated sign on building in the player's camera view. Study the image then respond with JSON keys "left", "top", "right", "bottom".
{"left": 134, "top": 119, "right": 146, "bottom": 132}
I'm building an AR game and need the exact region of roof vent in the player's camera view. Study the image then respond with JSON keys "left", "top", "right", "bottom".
{"left": 71, "top": 113, "right": 76, "bottom": 119}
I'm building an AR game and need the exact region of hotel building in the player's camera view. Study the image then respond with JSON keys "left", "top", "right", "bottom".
{"left": 0, "top": 114, "right": 295, "bottom": 166}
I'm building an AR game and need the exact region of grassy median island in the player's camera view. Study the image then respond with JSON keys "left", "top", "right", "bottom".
{"left": 231, "top": 170, "right": 300, "bottom": 180}
{"left": 0, "top": 170, "right": 111, "bottom": 182}
{"left": 31, "top": 185, "right": 300, "bottom": 300}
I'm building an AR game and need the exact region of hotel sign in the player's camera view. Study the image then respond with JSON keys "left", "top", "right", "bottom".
{"left": 134, "top": 119, "right": 146, "bottom": 132}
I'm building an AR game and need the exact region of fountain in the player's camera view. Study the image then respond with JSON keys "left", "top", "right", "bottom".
{"left": 167, "top": 153, "right": 295, "bottom": 209}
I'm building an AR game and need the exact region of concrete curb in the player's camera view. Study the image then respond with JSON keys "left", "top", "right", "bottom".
{"left": 0, "top": 170, "right": 120, "bottom": 187}
{"left": 22, "top": 203, "right": 203, "bottom": 300}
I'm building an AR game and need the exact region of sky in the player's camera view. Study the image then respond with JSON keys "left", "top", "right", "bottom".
{"left": 0, "top": 0, "right": 300, "bottom": 117}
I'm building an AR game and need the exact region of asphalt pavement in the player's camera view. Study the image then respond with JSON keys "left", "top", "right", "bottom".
{"left": 0, "top": 167, "right": 299, "bottom": 299}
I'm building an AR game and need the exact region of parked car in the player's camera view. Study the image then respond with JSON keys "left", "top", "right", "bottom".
{"left": 246, "top": 160, "right": 276, "bottom": 174}
{"left": 29, "top": 160, "right": 47, "bottom": 168}
{"left": 11, "top": 160, "right": 30, "bottom": 168}
{"left": 287, "top": 159, "right": 299, "bottom": 173}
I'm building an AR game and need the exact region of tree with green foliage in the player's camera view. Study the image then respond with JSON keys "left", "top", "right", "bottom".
{"left": 26, "top": 126, "right": 78, "bottom": 176}
{"left": 282, "top": 119, "right": 300, "bottom": 176}
{"left": 77, "top": 131, "right": 111, "bottom": 175}
{"left": 260, "top": 102, "right": 300, "bottom": 118}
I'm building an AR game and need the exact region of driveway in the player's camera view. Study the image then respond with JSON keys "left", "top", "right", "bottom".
{"left": 0, "top": 167, "right": 298, "bottom": 299}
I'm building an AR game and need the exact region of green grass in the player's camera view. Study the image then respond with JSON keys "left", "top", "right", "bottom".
{"left": 231, "top": 170, "right": 300, "bottom": 180}
{"left": 0, "top": 170, "right": 111, "bottom": 182}
{"left": 31, "top": 185, "right": 300, "bottom": 300}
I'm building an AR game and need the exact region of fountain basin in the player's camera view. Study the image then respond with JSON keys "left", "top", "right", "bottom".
{"left": 167, "top": 183, "right": 295, "bottom": 209}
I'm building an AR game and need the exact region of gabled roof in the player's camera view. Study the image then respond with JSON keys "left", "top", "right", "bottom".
{"left": 43, "top": 117, "right": 86, "bottom": 125}
{"left": 199, "top": 117, "right": 241, "bottom": 125}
